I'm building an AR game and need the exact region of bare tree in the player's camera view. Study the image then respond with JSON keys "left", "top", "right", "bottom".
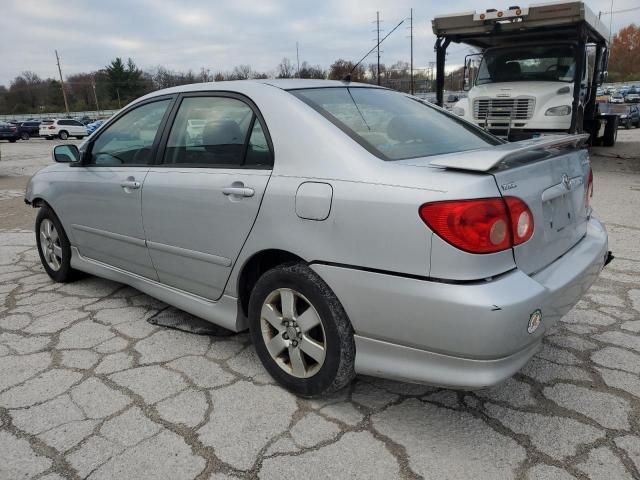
{"left": 233, "top": 64, "right": 253, "bottom": 80}
{"left": 277, "top": 58, "right": 295, "bottom": 78}
{"left": 299, "top": 61, "right": 326, "bottom": 79}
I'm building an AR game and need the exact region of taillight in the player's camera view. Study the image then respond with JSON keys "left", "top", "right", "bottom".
{"left": 419, "top": 196, "right": 534, "bottom": 254}
{"left": 505, "top": 197, "right": 534, "bottom": 245}
{"left": 585, "top": 168, "right": 593, "bottom": 209}
{"left": 48, "top": 125, "right": 56, "bottom": 129}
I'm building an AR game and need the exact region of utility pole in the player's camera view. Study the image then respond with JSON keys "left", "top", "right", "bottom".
{"left": 116, "top": 88, "right": 121, "bottom": 109}
{"left": 376, "top": 11, "right": 381, "bottom": 85}
{"left": 55, "top": 50, "right": 70, "bottom": 115}
{"left": 91, "top": 75, "right": 100, "bottom": 113}
{"left": 296, "top": 41, "right": 300, "bottom": 78}
{"left": 410, "top": 8, "right": 414, "bottom": 95}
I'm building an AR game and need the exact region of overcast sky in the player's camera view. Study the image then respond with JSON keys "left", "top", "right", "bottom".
{"left": 1, "top": 0, "right": 638, "bottom": 86}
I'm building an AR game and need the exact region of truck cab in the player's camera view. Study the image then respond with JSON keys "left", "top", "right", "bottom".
{"left": 433, "top": 2, "right": 617, "bottom": 146}
{"left": 454, "top": 42, "right": 594, "bottom": 139}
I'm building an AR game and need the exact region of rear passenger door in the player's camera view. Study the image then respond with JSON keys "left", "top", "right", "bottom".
{"left": 141, "top": 93, "right": 273, "bottom": 300}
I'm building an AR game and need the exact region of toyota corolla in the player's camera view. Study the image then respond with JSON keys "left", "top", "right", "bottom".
{"left": 25, "top": 80, "right": 609, "bottom": 396}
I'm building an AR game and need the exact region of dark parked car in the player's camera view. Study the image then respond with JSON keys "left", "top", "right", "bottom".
{"left": 0, "top": 122, "right": 20, "bottom": 142}
{"left": 599, "top": 103, "right": 640, "bottom": 129}
{"left": 18, "top": 121, "right": 41, "bottom": 140}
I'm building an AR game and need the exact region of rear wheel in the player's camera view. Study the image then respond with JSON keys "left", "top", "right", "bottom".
{"left": 248, "top": 263, "right": 355, "bottom": 397}
{"left": 35, "top": 206, "right": 80, "bottom": 283}
{"left": 20, "top": 132, "right": 30, "bottom": 140}
{"left": 59, "top": 131, "right": 68, "bottom": 140}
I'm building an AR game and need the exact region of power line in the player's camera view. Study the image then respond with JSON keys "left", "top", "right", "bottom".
{"left": 599, "top": 6, "right": 640, "bottom": 15}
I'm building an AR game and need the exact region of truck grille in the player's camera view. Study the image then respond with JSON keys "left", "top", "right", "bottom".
{"left": 473, "top": 98, "right": 535, "bottom": 120}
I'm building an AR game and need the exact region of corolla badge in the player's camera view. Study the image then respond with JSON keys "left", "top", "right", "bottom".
{"left": 501, "top": 182, "right": 517, "bottom": 191}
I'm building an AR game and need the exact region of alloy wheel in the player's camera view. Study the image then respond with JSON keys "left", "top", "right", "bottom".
{"left": 39, "top": 219, "right": 62, "bottom": 271}
{"left": 260, "top": 288, "right": 326, "bottom": 378}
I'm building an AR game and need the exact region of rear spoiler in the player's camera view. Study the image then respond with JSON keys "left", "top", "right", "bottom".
{"left": 429, "top": 134, "right": 590, "bottom": 172}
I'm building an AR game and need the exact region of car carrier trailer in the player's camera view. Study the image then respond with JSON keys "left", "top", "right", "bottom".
{"left": 432, "top": 1, "right": 619, "bottom": 146}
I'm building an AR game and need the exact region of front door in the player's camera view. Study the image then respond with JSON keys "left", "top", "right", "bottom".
{"left": 58, "top": 97, "right": 173, "bottom": 278}
{"left": 141, "top": 94, "right": 273, "bottom": 300}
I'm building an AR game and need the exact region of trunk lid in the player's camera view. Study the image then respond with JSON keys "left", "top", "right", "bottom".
{"left": 429, "top": 134, "right": 591, "bottom": 275}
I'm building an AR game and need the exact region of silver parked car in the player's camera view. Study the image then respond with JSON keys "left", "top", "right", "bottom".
{"left": 25, "top": 80, "right": 609, "bottom": 396}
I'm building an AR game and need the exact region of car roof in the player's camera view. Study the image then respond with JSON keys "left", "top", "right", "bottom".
{"left": 136, "top": 79, "right": 381, "bottom": 103}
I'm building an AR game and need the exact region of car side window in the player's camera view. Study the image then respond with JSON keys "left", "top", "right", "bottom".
{"left": 89, "top": 99, "right": 171, "bottom": 166}
{"left": 164, "top": 96, "right": 255, "bottom": 167}
{"left": 244, "top": 119, "right": 272, "bottom": 167}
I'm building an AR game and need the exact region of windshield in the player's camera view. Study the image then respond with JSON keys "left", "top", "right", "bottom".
{"left": 477, "top": 45, "right": 576, "bottom": 85}
{"left": 291, "top": 87, "right": 498, "bottom": 161}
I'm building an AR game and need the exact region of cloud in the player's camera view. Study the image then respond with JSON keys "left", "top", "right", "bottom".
{"left": 0, "top": 0, "right": 637, "bottom": 86}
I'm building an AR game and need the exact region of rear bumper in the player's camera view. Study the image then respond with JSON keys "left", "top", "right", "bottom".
{"left": 312, "top": 216, "right": 608, "bottom": 389}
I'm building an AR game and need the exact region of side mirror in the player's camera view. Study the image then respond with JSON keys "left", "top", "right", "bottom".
{"left": 53, "top": 144, "right": 80, "bottom": 163}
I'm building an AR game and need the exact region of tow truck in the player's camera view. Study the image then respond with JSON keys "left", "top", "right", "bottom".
{"left": 432, "top": 1, "right": 618, "bottom": 146}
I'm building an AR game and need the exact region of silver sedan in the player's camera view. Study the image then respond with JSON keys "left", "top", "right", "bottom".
{"left": 25, "top": 80, "right": 608, "bottom": 396}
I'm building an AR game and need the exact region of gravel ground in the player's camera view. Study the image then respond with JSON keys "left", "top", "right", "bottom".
{"left": 0, "top": 131, "right": 639, "bottom": 479}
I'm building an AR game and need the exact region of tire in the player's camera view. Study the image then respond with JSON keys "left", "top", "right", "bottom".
{"left": 20, "top": 132, "right": 30, "bottom": 140}
{"left": 9, "top": 139, "right": 16, "bottom": 143}
{"left": 625, "top": 120, "right": 631, "bottom": 129}
{"left": 248, "top": 263, "right": 355, "bottom": 397}
{"left": 59, "top": 131, "right": 68, "bottom": 140}
{"left": 35, "top": 206, "right": 80, "bottom": 283}
{"left": 603, "top": 117, "right": 618, "bottom": 147}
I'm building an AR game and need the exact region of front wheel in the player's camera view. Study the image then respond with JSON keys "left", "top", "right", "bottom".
{"left": 59, "top": 131, "right": 68, "bottom": 140}
{"left": 248, "top": 263, "right": 355, "bottom": 397}
{"left": 20, "top": 132, "right": 30, "bottom": 140}
{"left": 35, "top": 207, "right": 80, "bottom": 283}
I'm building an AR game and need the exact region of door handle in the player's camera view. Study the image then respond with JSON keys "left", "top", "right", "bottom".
{"left": 222, "top": 186, "right": 254, "bottom": 197}
{"left": 120, "top": 180, "right": 141, "bottom": 190}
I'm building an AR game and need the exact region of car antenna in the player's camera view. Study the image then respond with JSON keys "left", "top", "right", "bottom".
{"left": 342, "top": 18, "right": 405, "bottom": 83}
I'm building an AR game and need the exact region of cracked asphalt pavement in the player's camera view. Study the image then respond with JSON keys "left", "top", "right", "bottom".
{"left": 1, "top": 131, "right": 639, "bottom": 479}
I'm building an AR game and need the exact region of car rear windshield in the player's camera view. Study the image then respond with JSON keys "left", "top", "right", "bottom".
{"left": 41, "top": 120, "right": 54, "bottom": 125}
{"left": 290, "top": 87, "right": 498, "bottom": 161}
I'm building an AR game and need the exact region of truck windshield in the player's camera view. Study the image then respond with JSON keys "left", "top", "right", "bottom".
{"left": 476, "top": 45, "right": 576, "bottom": 85}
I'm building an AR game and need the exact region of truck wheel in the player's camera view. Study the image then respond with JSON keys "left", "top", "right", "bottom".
{"left": 603, "top": 117, "right": 618, "bottom": 147}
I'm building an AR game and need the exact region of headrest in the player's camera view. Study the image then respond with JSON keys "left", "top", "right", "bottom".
{"left": 202, "top": 120, "right": 243, "bottom": 150}
{"left": 387, "top": 115, "right": 421, "bottom": 142}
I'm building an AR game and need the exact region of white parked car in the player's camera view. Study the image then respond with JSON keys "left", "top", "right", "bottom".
{"left": 39, "top": 119, "right": 88, "bottom": 140}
